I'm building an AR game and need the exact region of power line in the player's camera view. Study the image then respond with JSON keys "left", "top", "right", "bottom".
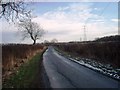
{"left": 82, "top": 2, "right": 111, "bottom": 41}
{"left": 85, "top": 2, "right": 111, "bottom": 25}
{"left": 98, "top": 2, "right": 111, "bottom": 17}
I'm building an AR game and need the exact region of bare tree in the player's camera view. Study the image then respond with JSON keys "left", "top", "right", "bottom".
{"left": 18, "top": 19, "right": 45, "bottom": 45}
{"left": 0, "top": 0, "right": 29, "bottom": 21}
{"left": 44, "top": 40, "right": 49, "bottom": 44}
{"left": 51, "top": 38, "right": 58, "bottom": 43}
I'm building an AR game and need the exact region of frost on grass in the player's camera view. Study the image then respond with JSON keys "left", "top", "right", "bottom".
{"left": 70, "top": 57, "right": 120, "bottom": 80}
{"left": 55, "top": 49, "right": 120, "bottom": 80}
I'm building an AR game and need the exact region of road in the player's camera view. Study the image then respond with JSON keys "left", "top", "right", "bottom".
{"left": 43, "top": 46, "right": 120, "bottom": 88}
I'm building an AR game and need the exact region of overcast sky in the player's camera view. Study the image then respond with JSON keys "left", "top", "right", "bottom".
{"left": 1, "top": 1, "right": 118, "bottom": 44}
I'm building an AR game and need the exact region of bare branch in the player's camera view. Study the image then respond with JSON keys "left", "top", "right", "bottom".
{"left": 18, "top": 18, "right": 45, "bottom": 45}
{"left": 0, "top": 1, "right": 29, "bottom": 22}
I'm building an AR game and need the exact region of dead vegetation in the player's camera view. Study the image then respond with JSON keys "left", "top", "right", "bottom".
{"left": 55, "top": 41, "right": 120, "bottom": 68}
{"left": 2, "top": 44, "right": 44, "bottom": 81}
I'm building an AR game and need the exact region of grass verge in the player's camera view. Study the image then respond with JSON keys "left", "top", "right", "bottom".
{"left": 3, "top": 49, "right": 46, "bottom": 88}
{"left": 54, "top": 47, "right": 120, "bottom": 81}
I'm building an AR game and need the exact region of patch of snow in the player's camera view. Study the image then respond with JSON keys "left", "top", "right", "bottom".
{"left": 69, "top": 56, "right": 120, "bottom": 80}
{"left": 55, "top": 48, "right": 120, "bottom": 80}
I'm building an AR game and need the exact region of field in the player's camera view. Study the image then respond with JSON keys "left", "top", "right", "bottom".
{"left": 2, "top": 35, "right": 120, "bottom": 87}
{"left": 2, "top": 44, "right": 45, "bottom": 81}
{"left": 54, "top": 39, "right": 120, "bottom": 80}
{"left": 55, "top": 41, "right": 120, "bottom": 68}
{"left": 3, "top": 51, "right": 46, "bottom": 88}
{"left": 54, "top": 35, "right": 120, "bottom": 68}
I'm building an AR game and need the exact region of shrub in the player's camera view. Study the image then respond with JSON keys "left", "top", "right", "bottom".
{"left": 2, "top": 44, "right": 44, "bottom": 77}
{"left": 55, "top": 42, "right": 120, "bottom": 68}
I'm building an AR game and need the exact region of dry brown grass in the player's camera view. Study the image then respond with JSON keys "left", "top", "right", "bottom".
{"left": 2, "top": 44, "right": 44, "bottom": 79}
{"left": 55, "top": 42, "right": 120, "bottom": 68}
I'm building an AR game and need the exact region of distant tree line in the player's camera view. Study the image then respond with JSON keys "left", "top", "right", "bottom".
{"left": 95, "top": 35, "right": 120, "bottom": 42}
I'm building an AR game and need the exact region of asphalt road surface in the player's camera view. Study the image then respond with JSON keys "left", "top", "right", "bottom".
{"left": 43, "top": 46, "right": 120, "bottom": 88}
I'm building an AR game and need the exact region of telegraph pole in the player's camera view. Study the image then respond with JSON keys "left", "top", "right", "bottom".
{"left": 80, "top": 37, "right": 82, "bottom": 41}
{"left": 83, "top": 25, "right": 87, "bottom": 41}
{"left": 118, "top": 19, "right": 120, "bottom": 35}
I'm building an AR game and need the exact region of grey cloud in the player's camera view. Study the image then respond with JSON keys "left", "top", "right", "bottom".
{"left": 2, "top": 31, "right": 21, "bottom": 43}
